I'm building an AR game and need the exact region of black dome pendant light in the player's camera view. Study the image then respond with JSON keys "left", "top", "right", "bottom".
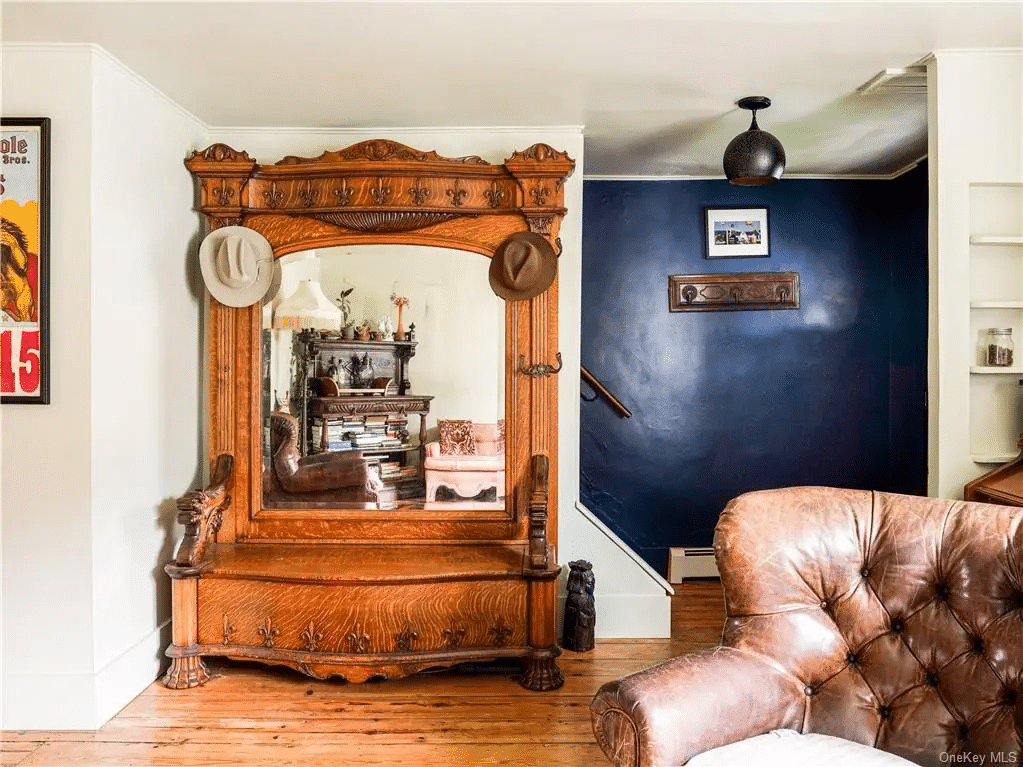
{"left": 723, "top": 96, "right": 786, "bottom": 186}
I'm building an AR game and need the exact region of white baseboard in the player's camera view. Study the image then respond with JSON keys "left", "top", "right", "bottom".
{"left": 571, "top": 501, "right": 674, "bottom": 595}
{"left": 558, "top": 592, "right": 671, "bottom": 638}
{"left": 2, "top": 621, "right": 170, "bottom": 730}
{"left": 94, "top": 620, "right": 171, "bottom": 725}
{"left": 668, "top": 547, "right": 719, "bottom": 582}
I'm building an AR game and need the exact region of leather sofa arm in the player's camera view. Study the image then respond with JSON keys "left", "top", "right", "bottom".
{"left": 591, "top": 646, "right": 805, "bottom": 767}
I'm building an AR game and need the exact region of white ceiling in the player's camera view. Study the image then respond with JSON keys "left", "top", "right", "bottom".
{"left": 3, "top": 1, "right": 1022, "bottom": 178}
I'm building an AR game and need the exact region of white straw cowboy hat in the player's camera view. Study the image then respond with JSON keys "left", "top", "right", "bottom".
{"left": 488, "top": 231, "right": 558, "bottom": 301}
{"left": 199, "top": 226, "right": 275, "bottom": 307}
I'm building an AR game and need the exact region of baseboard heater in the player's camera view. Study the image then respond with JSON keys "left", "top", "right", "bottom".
{"left": 668, "top": 546, "right": 719, "bottom": 582}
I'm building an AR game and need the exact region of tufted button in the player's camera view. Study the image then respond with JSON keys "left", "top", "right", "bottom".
{"left": 1003, "top": 688, "right": 1018, "bottom": 706}
{"left": 934, "top": 582, "right": 950, "bottom": 601}
{"left": 846, "top": 652, "right": 860, "bottom": 667}
{"left": 878, "top": 704, "right": 892, "bottom": 720}
{"left": 971, "top": 635, "right": 985, "bottom": 654}
{"left": 925, "top": 670, "right": 940, "bottom": 687}
{"left": 890, "top": 618, "right": 905, "bottom": 635}
{"left": 820, "top": 600, "right": 831, "bottom": 613}
{"left": 860, "top": 566, "right": 871, "bottom": 578}
{"left": 957, "top": 722, "right": 969, "bottom": 741}
{"left": 1009, "top": 590, "right": 1023, "bottom": 610}
{"left": 804, "top": 684, "right": 817, "bottom": 696}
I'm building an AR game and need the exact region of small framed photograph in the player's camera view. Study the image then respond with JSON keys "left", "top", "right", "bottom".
{"left": 1, "top": 117, "right": 51, "bottom": 404}
{"left": 704, "top": 207, "right": 769, "bottom": 259}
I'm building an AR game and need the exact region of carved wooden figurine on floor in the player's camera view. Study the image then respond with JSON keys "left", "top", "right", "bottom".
{"left": 562, "top": 560, "right": 595, "bottom": 652}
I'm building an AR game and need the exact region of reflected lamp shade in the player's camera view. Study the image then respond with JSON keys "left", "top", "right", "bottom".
{"left": 723, "top": 96, "right": 786, "bottom": 186}
{"left": 273, "top": 279, "right": 342, "bottom": 331}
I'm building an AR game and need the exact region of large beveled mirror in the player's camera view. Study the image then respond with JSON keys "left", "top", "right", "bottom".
{"left": 260, "top": 244, "right": 506, "bottom": 513}
{"left": 185, "top": 139, "right": 573, "bottom": 544}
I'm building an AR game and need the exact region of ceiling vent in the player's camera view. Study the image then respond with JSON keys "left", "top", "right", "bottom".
{"left": 856, "top": 65, "right": 928, "bottom": 95}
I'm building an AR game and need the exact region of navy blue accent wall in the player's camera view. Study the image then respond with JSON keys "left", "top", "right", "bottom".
{"left": 580, "top": 164, "right": 928, "bottom": 574}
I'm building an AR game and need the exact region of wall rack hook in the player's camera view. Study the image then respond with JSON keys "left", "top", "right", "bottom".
{"left": 519, "top": 353, "right": 563, "bottom": 378}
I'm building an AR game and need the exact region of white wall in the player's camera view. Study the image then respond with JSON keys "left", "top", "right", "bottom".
{"left": 2, "top": 44, "right": 99, "bottom": 730}
{"left": 88, "top": 52, "right": 206, "bottom": 725}
{"left": 929, "top": 50, "right": 1023, "bottom": 498}
{"left": 0, "top": 44, "right": 206, "bottom": 729}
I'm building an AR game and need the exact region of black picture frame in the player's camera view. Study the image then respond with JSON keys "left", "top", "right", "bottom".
{"left": 704, "top": 206, "right": 770, "bottom": 259}
{"left": 1, "top": 117, "right": 51, "bottom": 404}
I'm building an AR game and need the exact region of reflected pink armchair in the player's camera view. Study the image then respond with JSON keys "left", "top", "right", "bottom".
{"left": 424, "top": 420, "right": 505, "bottom": 509}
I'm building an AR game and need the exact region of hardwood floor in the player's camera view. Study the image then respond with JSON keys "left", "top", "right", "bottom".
{"left": 1, "top": 581, "right": 725, "bottom": 767}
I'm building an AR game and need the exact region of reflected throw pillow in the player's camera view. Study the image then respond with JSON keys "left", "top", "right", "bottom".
{"left": 438, "top": 419, "right": 477, "bottom": 455}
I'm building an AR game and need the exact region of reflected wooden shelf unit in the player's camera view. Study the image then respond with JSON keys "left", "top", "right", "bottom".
{"left": 166, "top": 139, "right": 575, "bottom": 692}
{"left": 307, "top": 394, "right": 434, "bottom": 501}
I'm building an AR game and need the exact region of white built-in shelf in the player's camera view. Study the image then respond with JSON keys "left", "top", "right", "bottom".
{"left": 970, "top": 365, "right": 1023, "bottom": 374}
{"left": 971, "top": 300, "right": 1023, "bottom": 309}
{"left": 971, "top": 453, "right": 1018, "bottom": 464}
{"left": 970, "top": 235, "right": 1023, "bottom": 246}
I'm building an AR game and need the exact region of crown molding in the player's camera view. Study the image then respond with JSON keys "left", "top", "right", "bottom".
{"left": 1, "top": 42, "right": 206, "bottom": 132}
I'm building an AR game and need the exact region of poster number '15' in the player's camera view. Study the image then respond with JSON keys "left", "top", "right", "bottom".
{"left": 1, "top": 330, "right": 41, "bottom": 394}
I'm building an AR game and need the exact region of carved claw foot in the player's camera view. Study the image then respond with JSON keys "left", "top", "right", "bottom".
{"left": 163, "top": 654, "right": 211, "bottom": 689}
{"left": 520, "top": 648, "right": 564, "bottom": 691}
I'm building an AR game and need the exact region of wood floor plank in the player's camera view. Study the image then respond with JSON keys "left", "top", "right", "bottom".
{"left": 0, "top": 742, "right": 40, "bottom": 767}
{"left": 2, "top": 582, "right": 725, "bottom": 767}
{"left": 18, "top": 740, "right": 610, "bottom": 767}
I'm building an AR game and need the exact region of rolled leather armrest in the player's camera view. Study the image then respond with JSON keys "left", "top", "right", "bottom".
{"left": 591, "top": 646, "right": 805, "bottom": 767}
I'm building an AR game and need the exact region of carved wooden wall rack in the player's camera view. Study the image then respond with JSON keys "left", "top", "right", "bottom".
{"left": 668, "top": 272, "right": 800, "bottom": 312}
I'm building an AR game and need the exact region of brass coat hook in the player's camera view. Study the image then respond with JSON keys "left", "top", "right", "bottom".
{"left": 519, "top": 353, "right": 563, "bottom": 378}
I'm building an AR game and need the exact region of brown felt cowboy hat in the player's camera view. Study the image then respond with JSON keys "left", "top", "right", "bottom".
{"left": 488, "top": 231, "right": 558, "bottom": 301}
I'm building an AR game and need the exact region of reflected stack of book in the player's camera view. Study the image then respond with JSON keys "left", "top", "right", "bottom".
{"left": 378, "top": 460, "right": 419, "bottom": 482}
{"left": 311, "top": 415, "right": 403, "bottom": 453}
{"left": 310, "top": 418, "right": 355, "bottom": 452}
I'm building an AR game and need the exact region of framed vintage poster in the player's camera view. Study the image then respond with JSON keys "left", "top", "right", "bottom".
{"left": 704, "top": 206, "right": 770, "bottom": 258}
{"left": 1, "top": 117, "right": 50, "bottom": 404}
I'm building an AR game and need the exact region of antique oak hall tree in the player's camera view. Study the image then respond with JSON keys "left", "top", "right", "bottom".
{"left": 165, "top": 140, "right": 574, "bottom": 690}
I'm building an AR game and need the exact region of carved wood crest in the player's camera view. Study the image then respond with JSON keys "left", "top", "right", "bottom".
{"left": 185, "top": 139, "right": 575, "bottom": 256}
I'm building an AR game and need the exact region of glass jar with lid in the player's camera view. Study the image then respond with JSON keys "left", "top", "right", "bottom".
{"left": 986, "top": 328, "right": 1015, "bottom": 367}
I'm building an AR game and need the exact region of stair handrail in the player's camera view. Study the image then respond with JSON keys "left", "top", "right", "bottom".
{"left": 580, "top": 365, "right": 632, "bottom": 418}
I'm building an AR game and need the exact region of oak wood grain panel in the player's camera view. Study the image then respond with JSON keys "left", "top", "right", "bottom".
{"left": 197, "top": 579, "right": 527, "bottom": 653}
{"left": 236, "top": 518, "right": 521, "bottom": 541}
{"left": 201, "top": 542, "right": 530, "bottom": 583}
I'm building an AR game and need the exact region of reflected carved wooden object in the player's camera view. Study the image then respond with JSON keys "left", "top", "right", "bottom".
{"left": 166, "top": 139, "right": 574, "bottom": 691}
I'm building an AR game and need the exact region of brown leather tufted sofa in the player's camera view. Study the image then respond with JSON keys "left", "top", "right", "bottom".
{"left": 591, "top": 486, "right": 1023, "bottom": 767}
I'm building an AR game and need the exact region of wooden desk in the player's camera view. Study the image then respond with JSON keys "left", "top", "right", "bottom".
{"left": 964, "top": 440, "right": 1023, "bottom": 506}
